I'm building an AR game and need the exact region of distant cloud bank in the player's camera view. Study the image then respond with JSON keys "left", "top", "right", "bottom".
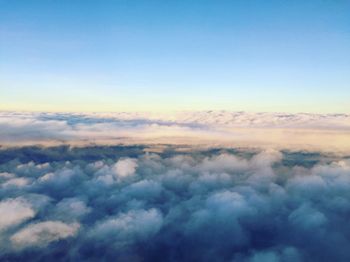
{"left": 1, "top": 111, "right": 349, "bottom": 151}
{"left": 0, "top": 146, "right": 350, "bottom": 261}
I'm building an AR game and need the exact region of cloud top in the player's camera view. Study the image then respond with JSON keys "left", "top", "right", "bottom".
{"left": 11, "top": 221, "right": 80, "bottom": 249}
{"left": 0, "top": 146, "right": 350, "bottom": 261}
{"left": 0, "top": 198, "right": 35, "bottom": 231}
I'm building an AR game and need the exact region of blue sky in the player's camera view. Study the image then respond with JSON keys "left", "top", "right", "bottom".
{"left": 1, "top": 0, "right": 349, "bottom": 112}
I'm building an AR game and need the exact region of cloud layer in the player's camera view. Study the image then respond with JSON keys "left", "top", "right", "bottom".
{"left": 0, "top": 145, "right": 350, "bottom": 261}
{"left": 1, "top": 111, "right": 349, "bottom": 150}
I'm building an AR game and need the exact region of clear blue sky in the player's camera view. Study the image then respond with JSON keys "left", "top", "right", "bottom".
{"left": 1, "top": 0, "right": 349, "bottom": 112}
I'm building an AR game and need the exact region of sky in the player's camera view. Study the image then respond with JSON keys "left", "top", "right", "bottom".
{"left": 0, "top": 0, "right": 350, "bottom": 113}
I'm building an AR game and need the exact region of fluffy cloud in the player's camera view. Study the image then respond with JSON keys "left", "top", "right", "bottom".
{"left": 11, "top": 221, "right": 80, "bottom": 249}
{"left": 2, "top": 177, "right": 30, "bottom": 188}
{"left": 89, "top": 208, "right": 163, "bottom": 247}
{"left": 52, "top": 198, "right": 91, "bottom": 221}
{"left": 0, "top": 198, "right": 35, "bottom": 231}
{"left": 0, "top": 145, "right": 350, "bottom": 261}
{"left": 113, "top": 158, "right": 138, "bottom": 177}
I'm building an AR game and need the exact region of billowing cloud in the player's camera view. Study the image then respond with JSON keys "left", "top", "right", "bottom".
{"left": 113, "top": 158, "right": 138, "bottom": 177}
{"left": 11, "top": 221, "right": 80, "bottom": 249}
{"left": 52, "top": 198, "right": 91, "bottom": 221}
{"left": 88, "top": 208, "right": 163, "bottom": 247}
{"left": 0, "top": 145, "right": 350, "bottom": 261}
{"left": 0, "top": 198, "right": 35, "bottom": 231}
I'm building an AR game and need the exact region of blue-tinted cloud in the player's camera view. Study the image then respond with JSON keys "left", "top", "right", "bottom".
{"left": 0, "top": 146, "right": 350, "bottom": 261}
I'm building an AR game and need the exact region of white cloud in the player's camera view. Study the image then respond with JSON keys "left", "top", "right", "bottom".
{"left": 0, "top": 198, "right": 35, "bottom": 231}
{"left": 0, "top": 172, "right": 15, "bottom": 180}
{"left": 2, "top": 177, "right": 30, "bottom": 188}
{"left": 113, "top": 158, "right": 138, "bottom": 177}
{"left": 11, "top": 221, "right": 80, "bottom": 249}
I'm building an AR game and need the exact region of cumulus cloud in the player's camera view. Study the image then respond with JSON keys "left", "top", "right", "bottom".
{"left": 0, "top": 172, "right": 15, "bottom": 180}
{"left": 2, "top": 177, "right": 30, "bottom": 188}
{"left": 0, "top": 145, "right": 350, "bottom": 261}
{"left": 113, "top": 158, "right": 138, "bottom": 177}
{"left": 0, "top": 198, "right": 35, "bottom": 231}
{"left": 11, "top": 221, "right": 80, "bottom": 249}
{"left": 52, "top": 198, "right": 91, "bottom": 221}
{"left": 88, "top": 208, "right": 163, "bottom": 247}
